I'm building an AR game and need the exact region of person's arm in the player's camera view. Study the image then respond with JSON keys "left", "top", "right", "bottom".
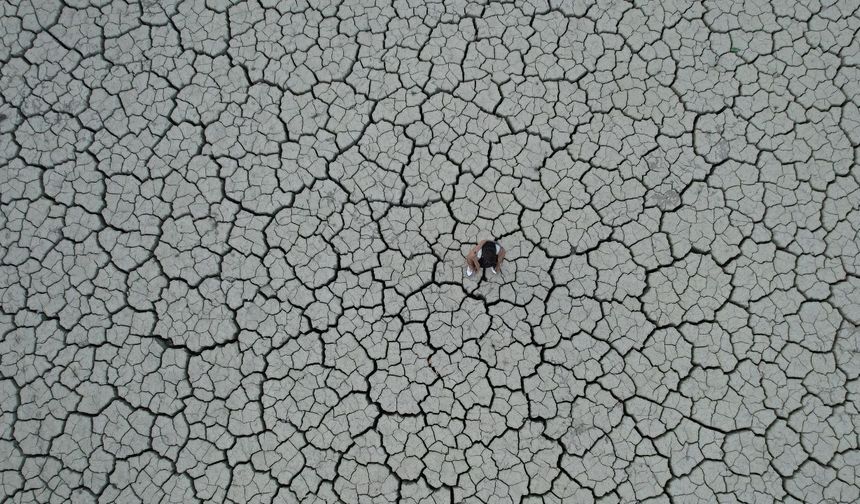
{"left": 465, "top": 253, "right": 480, "bottom": 272}
{"left": 471, "top": 240, "right": 487, "bottom": 256}
{"left": 496, "top": 246, "right": 506, "bottom": 271}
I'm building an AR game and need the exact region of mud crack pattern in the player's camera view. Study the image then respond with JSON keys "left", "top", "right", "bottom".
{"left": 1, "top": 0, "right": 860, "bottom": 503}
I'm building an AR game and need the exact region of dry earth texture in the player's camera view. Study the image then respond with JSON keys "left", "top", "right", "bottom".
{"left": 1, "top": 0, "right": 860, "bottom": 503}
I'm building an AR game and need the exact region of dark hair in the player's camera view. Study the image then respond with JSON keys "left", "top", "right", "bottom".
{"left": 478, "top": 241, "right": 497, "bottom": 268}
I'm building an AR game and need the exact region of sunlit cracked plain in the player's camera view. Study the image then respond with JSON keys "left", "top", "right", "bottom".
{"left": 1, "top": 0, "right": 860, "bottom": 503}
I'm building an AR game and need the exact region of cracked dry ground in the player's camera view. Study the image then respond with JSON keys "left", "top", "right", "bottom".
{"left": 2, "top": 0, "right": 860, "bottom": 503}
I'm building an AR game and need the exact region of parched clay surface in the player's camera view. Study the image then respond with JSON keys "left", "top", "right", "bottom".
{"left": 1, "top": 0, "right": 859, "bottom": 503}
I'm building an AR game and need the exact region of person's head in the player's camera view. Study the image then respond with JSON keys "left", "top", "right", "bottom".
{"left": 478, "top": 241, "right": 497, "bottom": 268}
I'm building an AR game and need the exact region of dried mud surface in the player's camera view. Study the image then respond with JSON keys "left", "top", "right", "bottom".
{"left": 1, "top": 0, "right": 860, "bottom": 503}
